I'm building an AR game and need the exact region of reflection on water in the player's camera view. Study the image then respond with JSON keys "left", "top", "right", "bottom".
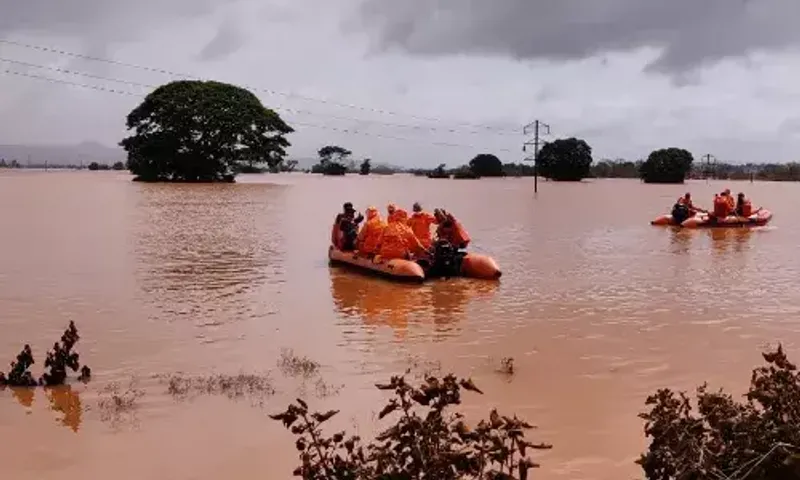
{"left": 132, "top": 183, "right": 287, "bottom": 324}
{"left": 2, "top": 385, "right": 82, "bottom": 432}
{"left": 329, "top": 267, "right": 499, "bottom": 340}
{"left": 46, "top": 386, "right": 82, "bottom": 432}
{"left": 709, "top": 227, "right": 754, "bottom": 255}
{"left": 9, "top": 386, "right": 34, "bottom": 408}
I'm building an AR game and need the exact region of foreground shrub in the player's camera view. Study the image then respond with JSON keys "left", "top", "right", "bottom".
{"left": 271, "top": 373, "right": 551, "bottom": 479}
{"left": 639, "top": 345, "right": 800, "bottom": 479}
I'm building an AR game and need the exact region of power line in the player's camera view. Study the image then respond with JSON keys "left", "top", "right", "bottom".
{"left": 523, "top": 120, "right": 551, "bottom": 193}
{"left": 0, "top": 57, "right": 517, "bottom": 137}
{"left": 0, "top": 68, "right": 514, "bottom": 153}
{"left": 0, "top": 38, "right": 518, "bottom": 134}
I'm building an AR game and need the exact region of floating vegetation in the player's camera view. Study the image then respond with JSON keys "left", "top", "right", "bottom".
{"left": 161, "top": 372, "right": 275, "bottom": 404}
{"left": 97, "top": 378, "right": 144, "bottom": 429}
{"left": 278, "top": 349, "right": 321, "bottom": 379}
{"left": 0, "top": 321, "right": 91, "bottom": 387}
{"left": 498, "top": 357, "right": 515, "bottom": 376}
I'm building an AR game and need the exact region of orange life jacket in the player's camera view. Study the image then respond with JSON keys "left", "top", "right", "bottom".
{"left": 379, "top": 210, "right": 424, "bottom": 260}
{"left": 407, "top": 211, "right": 436, "bottom": 248}
{"left": 713, "top": 195, "right": 731, "bottom": 217}
{"left": 357, "top": 209, "right": 385, "bottom": 254}
{"left": 740, "top": 200, "right": 753, "bottom": 217}
{"left": 436, "top": 215, "right": 470, "bottom": 248}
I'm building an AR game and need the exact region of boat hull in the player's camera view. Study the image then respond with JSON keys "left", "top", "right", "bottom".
{"left": 328, "top": 246, "right": 501, "bottom": 282}
{"left": 328, "top": 246, "right": 425, "bottom": 282}
{"left": 681, "top": 209, "right": 773, "bottom": 229}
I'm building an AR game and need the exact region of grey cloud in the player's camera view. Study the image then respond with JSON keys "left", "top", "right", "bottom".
{"left": 198, "top": 18, "right": 246, "bottom": 61}
{"left": 0, "top": 0, "right": 230, "bottom": 43}
{"left": 352, "top": 0, "right": 800, "bottom": 74}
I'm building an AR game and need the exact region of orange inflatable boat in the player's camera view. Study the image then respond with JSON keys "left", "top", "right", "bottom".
{"left": 651, "top": 213, "right": 697, "bottom": 226}
{"left": 329, "top": 246, "right": 425, "bottom": 282}
{"left": 328, "top": 246, "right": 502, "bottom": 282}
{"left": 680, "top": 209, "right": 773, "bottom": 229}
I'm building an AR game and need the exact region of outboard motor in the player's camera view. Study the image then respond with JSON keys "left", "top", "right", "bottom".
{"left": 425, "top": 240, "right": 463, "bottom": 278}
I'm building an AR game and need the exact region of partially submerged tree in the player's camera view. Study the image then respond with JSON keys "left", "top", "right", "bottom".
{"left": 469, "top": 153, "right": 504, "bottom": 177}
{"left": 312, "top": 145, "right": 352, "bottom": 175}
{"left": 537, "top": 138, "right": 593, "bottom": 181}
{"left": 427, "top": 163, "right": 450, "bottom": 179}
{"left": 639, "top": 148, "right": 694, "bottom": 184}
{"left": 120, "top": 80, "right": 293, "bottom": 182}
{"left": 359, "top": 158, "right": 371, "bottom": 175}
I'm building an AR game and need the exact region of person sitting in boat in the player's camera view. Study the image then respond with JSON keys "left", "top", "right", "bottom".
{"left": 407, "top": 202, "right": 437, "bottom": 249}
{"left": 356, "top": 206, "right": 385, "bottom": 256}
{"left": 735, "top": 192, "right": 760, "bottom": 218}
{"left": 386, "top": 203, "right": 398, "bottom": 222}
{"left": 671, "top": 193, "right": 704, "bottom": 223}
{"left": 711, "top": 190, "right": 735, "bottom": 221}
{"left": 377, "top": 208, "right": 427, "bottom": 260}
{"left": 433, "top": 208, "right": 471, "bottom": 249}
{"left": 332, "top": 202, "right": 364, "bottom": 251}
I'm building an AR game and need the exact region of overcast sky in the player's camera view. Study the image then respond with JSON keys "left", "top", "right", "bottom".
{"left": 2, "top": 0, "right": 800, "bottom": 167}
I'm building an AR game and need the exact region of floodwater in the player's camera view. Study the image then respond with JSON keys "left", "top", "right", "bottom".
{"left": 1, "top": 170, "right": 799, "bottom": 479}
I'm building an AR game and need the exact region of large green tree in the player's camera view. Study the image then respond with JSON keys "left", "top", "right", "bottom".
{"left": 639, "top": 148, "right": 694, "bottom": 184}
{"left": 468, "top": 153, "right": 504, "bottom": 177}
{"left": 312, "top": 145, "right": 351, "bottom": 175}
{"left": 120, "top": 80, "right": 293, "bottom": 182}
{"left": 537, "top": 137, "right": 593, "bottom": 181}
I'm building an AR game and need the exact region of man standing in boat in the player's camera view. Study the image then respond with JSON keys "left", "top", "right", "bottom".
{"left": 332, "top": 202, "right": 364, "bottom": 251}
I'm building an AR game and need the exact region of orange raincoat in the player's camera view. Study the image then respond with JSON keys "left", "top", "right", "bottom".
{"left": 378, "top": 209, "right": 426, "bottom": 260}
{"left": 407, "top": 210, "right": 437, "bottom": 249}
{"left": 436, "top": 212, "right": 471, "bottom": 248}
{"left": 357, "top": 207, "right": 385, "bottom": 255}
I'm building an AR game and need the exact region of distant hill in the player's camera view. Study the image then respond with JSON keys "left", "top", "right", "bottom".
{"left": 0, "top": 141, "right": 126, "bottom": 166}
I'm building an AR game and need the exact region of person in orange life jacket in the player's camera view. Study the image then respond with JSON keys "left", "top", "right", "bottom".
{"left": 676, "top": 193, "right": 706, "bottom": 214}
{"left": 735, "top": 192, "right": 760, "bottom": 218}
{"left": 377, "top": 208, "right": 427, "bottom": 260}
{"left": 386, "top": 203, "right": 398, "bottom": 222}
{"left": 407, "top": 202, "right": 437, "bottom": 249}
{"left": 356, "top": 206, "right": 385, "bottom": 255}
{"left": 672, "top": 192, "right": 706, "bottom": 223}
{"left": 712, "top": 190, "right": 735, "bottom": 219}
{"left": 433, "top": 208, "right": 470, "bottom": 249}
{"left": 331, "top": 202, "right": 364, "bottom": 250}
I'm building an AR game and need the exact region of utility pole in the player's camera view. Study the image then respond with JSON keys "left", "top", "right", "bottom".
{"left": 702, "top": 153, "right": 717, "bottom": 180}
{"left": 523, "top": 120, "right": 550, "bottom": 193}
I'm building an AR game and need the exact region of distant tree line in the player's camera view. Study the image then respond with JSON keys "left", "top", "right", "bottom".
{"left": 307, "top": 145, "right": 395, "bottom": 176}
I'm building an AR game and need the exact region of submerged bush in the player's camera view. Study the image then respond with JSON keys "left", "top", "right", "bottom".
{"left": 0, "top": 321, "right": 91, "bottom": 387}
{"left": 271, "top": 373, "right": 551, "bottom": 480}
{"left": 638, "top": 344, "right": 800, "bottom": 479}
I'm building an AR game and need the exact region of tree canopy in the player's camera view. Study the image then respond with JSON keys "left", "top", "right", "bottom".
{"left": 120, "top": 80, "right": 293, "bottom": 182}
{"left": 312, "top": 145, "right": 352, "bottom": 175}
{"left": 639, "top": 148, "right": 694, "bottom": 184}
{"left": 537, "top": 137, "right": 593, "bottom": 181}
{"left": 468, "top": 153, "right": 503, "bottom": 177}
{"left": 360, "top": 158, "right": 371, "bottom": 175}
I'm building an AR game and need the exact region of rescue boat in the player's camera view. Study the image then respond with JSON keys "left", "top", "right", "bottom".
{"left": 680, "top": 209, "right": 773, "bottom": 229}
{"left": 328, "top": 246, "right": 425, "bottom": 282}
{"left": 328, "top": 246, "right": 502, "bottom": 282}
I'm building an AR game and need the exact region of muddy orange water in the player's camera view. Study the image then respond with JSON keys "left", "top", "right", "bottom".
{"left": 1, "top": 170, "right": 798, "bottom": 479}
